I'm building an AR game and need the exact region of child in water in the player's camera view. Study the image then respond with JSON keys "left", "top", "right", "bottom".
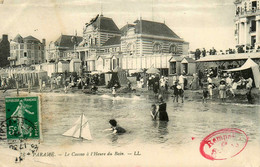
{"left": 104, "top": 119, "right": 126, "bottom": 134}
{"left": 150, "top": 104, "right": 158, "bottom": 120}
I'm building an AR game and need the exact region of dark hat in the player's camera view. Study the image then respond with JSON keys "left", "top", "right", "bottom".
{"left": 109, "top": 119, "right": 117, "bottom": 126}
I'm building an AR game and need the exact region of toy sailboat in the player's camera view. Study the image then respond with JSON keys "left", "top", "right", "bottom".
{"left": 62, "top": 113, "right": 93, "bottom": 140}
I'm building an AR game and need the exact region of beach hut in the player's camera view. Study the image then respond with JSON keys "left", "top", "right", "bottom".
{"left": 58, "top": 60, "right": 70, "bottom": 73}
{"left": 42, "top": 63, "right": 56, "bottom": 77}
{"left": 181, "top": 57, "right": 196, "bottom": 75}
{"left": 146, "top": 67, "right": 160, "bottom": 74}
{"left": 225, "top": 58, "right": 260, "bottom": 88}
{"left": 169, "top": 56, "right": 183, "bottom": 75}
{"left": 70, "top": 59, "right": 81, "bottom": 73}
{"left": 107, "top": 67, "right": 129, "bottom": 88}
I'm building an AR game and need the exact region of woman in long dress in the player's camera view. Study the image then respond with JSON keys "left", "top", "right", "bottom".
{"left": 219, "top": 80, "right": 227, "bottom": 102}
{"left": 157, "top": 95, "right": 169, "bottom": 122}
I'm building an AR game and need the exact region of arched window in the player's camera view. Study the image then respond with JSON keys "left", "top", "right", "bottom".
{"left": 127, "top": 43, "right": 135, "bottom": 55}
{"left": 169, "top": 44, "right": 177, "bottom": 54}
{"left": 153, "top": 43, "right": 162, "bottom": 54}
{"left": 236, "top": 7, "right": 240, "bottom": 15}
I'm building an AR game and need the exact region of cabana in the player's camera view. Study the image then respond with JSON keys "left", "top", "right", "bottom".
{"left": 225, "top": 58, "right": 260, "bottom": 88}
{"left": 146, "top": 67, "right": 160, "bottom": 74}
{"left": 181, "top": 57, "right": 196, "bottom": 75}
{"left": 107, "top": 67, "right": 129, "bottom": 88}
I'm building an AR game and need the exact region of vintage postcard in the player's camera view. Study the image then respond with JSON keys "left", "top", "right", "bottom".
{"left": 0, "top": 0, "right": 260, "bottom": 166}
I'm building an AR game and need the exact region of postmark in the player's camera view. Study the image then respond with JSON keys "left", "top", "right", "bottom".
{"left": 200, "top": 128, "right": 248, "bottom": 160}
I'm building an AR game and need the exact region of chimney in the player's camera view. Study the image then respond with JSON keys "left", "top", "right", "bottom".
{"left": 42, "top": 38, "right": 46, "bottom": 46}
{"left": 2, "top": 34, "right": 8, "bottom": 41}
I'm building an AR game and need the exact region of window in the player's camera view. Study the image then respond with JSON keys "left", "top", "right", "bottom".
{"left": 251, "top": 20, "right": 256, "bottom": 32}
{"left": 153, "top": 43, "right": 162, "bottom": 54}
{"left": 20, "top": 44, "right": 24, "bottom": 49}
{"left": 117, "top": 58, "right": 120, "bottom": 66}
{"left": 127, "top": 43, "right": 135, "bottom": 55}
{"left": 252, "top": 1, "right": 257, "bottom": 11}
{"left": 24, "top": 52, "right": 27, "bottom": 57}
{"left": 169, "top": 44, "right": 177, "bottom": 54}
{"left": 113, "top": 59, "right": 116, "bottom": 69}
{"left": 236, "top": 7, "right": 240, "bottom": 15}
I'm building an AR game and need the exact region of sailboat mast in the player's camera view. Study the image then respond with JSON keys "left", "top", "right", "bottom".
{"left": 79, "top": 113, "right": 83, "bottom": 138}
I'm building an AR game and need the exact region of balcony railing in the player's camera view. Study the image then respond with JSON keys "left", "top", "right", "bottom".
{"left": 236, "top": 8, "right": 260, "bottom": 17}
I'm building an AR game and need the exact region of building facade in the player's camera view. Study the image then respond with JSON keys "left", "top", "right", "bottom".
{"left": 120, "top": 19, "right": 188, "bottom": 74}
{"left": 73, "top": 15, "right": 189, "bottom": 74}
{"left": 234, "top": 0, "right": 260, "bottom": 49}
{"left": 0, "top": 34, "right": 10, "bottom": 67}
{"left": 9, "top": 34, "right": 45, "bottom": 66}
{"left": 47, "top": 35, "right": 83, "bottom": 62}
{"left": 77, "top": 14, "right": 121, "bottom": 71}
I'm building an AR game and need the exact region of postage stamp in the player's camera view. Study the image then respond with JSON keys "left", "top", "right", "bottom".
{"left": 5, "top": 97, "right": 40, "bottom": 140}
{"left": 200, "top": 128, "right": 248, "bottom": 160}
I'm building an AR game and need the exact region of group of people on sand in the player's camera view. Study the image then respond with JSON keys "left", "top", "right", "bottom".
{"left": 201, "top": 73, "right": 254, "bottom": 103}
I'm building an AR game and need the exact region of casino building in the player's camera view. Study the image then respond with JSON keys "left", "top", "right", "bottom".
{"left": 75, "top": 14, "right": 189, "bottom": 75}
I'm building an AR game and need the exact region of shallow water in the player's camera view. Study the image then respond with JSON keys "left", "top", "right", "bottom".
{"left": 1, "top": 91, "right": 259, "bottom": 147}
{"left": 1, "top": 90, "right": 260, "bottom": 166}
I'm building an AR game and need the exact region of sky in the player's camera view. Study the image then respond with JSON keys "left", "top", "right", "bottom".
{"left": 0, "top": 0, "right": 236, "bottom": 51}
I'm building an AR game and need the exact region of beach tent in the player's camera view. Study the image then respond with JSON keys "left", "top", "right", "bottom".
{"left": 225, "top": 58, "right": 260, "bottom": 88}
{"left": 107, "top": 67, "right": 129, "bottom": 88}
{"left": 146, "top": 67, "right": 160, "bottom": 74}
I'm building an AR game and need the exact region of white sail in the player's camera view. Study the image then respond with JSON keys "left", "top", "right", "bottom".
{"left": 62, "top": 114, "right": 92, "bottom": 140}
{"left": 81, "top": 115, "right": 93, "bottom": 140}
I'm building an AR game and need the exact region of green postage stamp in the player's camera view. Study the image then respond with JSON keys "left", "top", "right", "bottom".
{"left": 5, "top": 97, "right": 40, "bottom": 140}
